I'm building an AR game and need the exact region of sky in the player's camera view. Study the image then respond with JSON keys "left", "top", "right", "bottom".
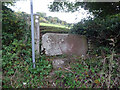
{"left": 9, "top": 0, "right": 92, "bottom": 23}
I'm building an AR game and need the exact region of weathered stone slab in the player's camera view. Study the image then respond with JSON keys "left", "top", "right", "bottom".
{"left": 52, "top": 58, "right": 70, "bottom": 69}
{"left": 41, "top": 33, "right": 88, "bottom": 56}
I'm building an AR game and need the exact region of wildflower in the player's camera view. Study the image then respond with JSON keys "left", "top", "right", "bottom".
{"left": 23, "top": 82, "right": 27, "bottom": 85}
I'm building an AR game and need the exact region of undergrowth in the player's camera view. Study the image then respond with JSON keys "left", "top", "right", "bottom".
{"left": 2, "top": 4, "right": 120, "bottom": 88}
{"left": 52, "top": 52, "right": 120, "bottom": 88}
{"left": 2, "top": 39, "right": 52, "bottom": 88}
{"left": 2, "top": 4, "right": 53, "bottom": 88}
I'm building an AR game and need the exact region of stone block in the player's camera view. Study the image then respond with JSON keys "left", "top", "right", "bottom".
{"left": 52, "top": 58, "right": 70, "bottom": 69}
{"left": 41, "top": 33, "right": 88, "bottom": 56}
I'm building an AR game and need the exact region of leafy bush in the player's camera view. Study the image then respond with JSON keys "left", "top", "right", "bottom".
{"left": 2, "top": 5, "right": 52, "bottom": 88}
{"left": 2, "top": 5, "right": 29, "bottom": 45}
{"left": 71, "top": 14, "right": 120, "bottom": 53}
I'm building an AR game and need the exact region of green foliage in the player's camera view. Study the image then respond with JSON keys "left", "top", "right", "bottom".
{"left": 2, "top": 3, "right": 120, "bottom": 88}
{"left": 49, "top": 2, "right": 120, "bottom": 18}
{"left": 75, "top": 2, "right": 120, "bottom": 18}
{"left": 2, "top": 5, "right": 52, "bottom": 88}
{"left": 36, "top": 12, "right": 71, "bottom": 27}
{"left": 2, "top": 38, "right": 52, "bottom": 88}
{"left": 71, "top": 14, "right": 120, "bottom": 53}
{"left": 2, "top": 5, "right": 29, "bottom": 45}
{"left": 49, "top": 2, "right": 77, "bottom": 12}
{"left": 52, "top": 54, "right": 120, "bottom": 88}
{"left": 53, "top": 58, "right": 103, "bottom": 88}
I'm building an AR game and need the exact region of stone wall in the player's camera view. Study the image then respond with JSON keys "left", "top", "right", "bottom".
{"left": 41, "top": 33, "right": 88, "bottom": 56}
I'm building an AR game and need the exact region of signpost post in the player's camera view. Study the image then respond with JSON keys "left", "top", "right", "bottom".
{"left": 30, "top": 0, "right": 35, "bottom": 68}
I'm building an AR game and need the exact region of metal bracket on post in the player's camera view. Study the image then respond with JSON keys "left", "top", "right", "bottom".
{"left": 30, "top": 0, "right": 35, "bottom": 68}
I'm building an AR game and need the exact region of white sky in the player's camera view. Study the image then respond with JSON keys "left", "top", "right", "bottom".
{"left": 9, "top": 0, "right": 91, "bottom": 23}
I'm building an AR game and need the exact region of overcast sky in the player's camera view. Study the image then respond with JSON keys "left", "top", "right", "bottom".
{"left": 9, "top": 0, "right": 91, "bottom": 23}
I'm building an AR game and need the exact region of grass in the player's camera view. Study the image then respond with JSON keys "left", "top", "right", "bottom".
{"left": 40, "top": 23, "right": 70, "bottom": 33}
{"left": 41, "top": 29, "right": 69, "bottom": 33}
{"left": 40, "top": 23, "right": 69, "bottom": 29}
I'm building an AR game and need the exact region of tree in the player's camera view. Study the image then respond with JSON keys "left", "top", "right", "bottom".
{"left": 49, "top": 1, "right": 120, "bottom": 53}
{"left": 49, "top": 2, "right": 120, "bottom": 18}
{"left": 71, "top": 13, "right": 120, "bottom": 53}
{"left": 36, "top": 12, "right": 46, "bottom": 17}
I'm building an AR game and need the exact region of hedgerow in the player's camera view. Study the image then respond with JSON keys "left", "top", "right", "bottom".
{"left": 71, "top": 14, "right": 120, "bottom": 53}
{"left": 2, "top": 4, "right": 52, "bottom": 88}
